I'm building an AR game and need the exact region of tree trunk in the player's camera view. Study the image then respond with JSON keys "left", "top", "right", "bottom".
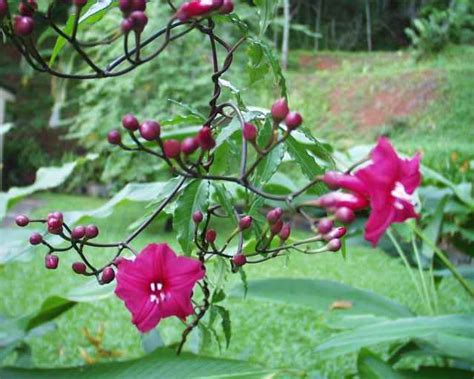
{"left": 281, "top": 0, "right": 290, "bottom": 70}
{"left": 365, "top": 0, "right": 372, "bottom": 51}
{"left": 315, "top": 0, "right": 322, "bottom": 51}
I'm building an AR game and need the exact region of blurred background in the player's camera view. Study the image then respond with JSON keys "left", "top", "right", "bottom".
{"left": 0, "top": 0, "right": 473, "bottom": 377}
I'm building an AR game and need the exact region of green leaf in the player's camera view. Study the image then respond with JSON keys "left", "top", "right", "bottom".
{"left": 421, "top": 196, "right": 448, "bottom": 258}
{"left": 414, "top": 333, "right": 474, "bottom": 364}
{"left": 231, "top": 278, "right": 413, "bottom": 318}
{"left": 315, "top": 315, "right": 474, "bottom": 357}
{"left": 0, "top": 347, "right": 277, "bottom": 378}
{"left": 214, "top": 305, "right": 232, "bottom": 348}
{"left": 254, "top": 0, "right": 280, "bottom": 37}
{"left": 25, "top": 297, "right": 76, "bottom": 331}
{"left": 357, "top": 349, "right": 403, "bottom": 379}
{"left": 213, "top": 183, "right": 236, "bottom": 222}
{"left": 0, "top": 155, "right": 97, "bottom": 220}
{"left": 174, "top": 180, "right": 210, "bottom": 255}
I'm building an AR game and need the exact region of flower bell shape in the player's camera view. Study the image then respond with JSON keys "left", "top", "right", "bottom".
{"left": 176, "top": 0, "right": 224, "bottom": 22}
{"left": 115, "top": 243, "right": 205, "bottom": 333}
{"left": 355, "top": 137, "right": 421, "bottom": 246}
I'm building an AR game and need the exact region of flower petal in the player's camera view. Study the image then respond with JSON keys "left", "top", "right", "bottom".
{"left": 161, "top": 292, "right": 194, "bottom": 320}
{"left": 133, "top": 300, "right": 162, "bottom": 333}
{"left": 364, "top": 203, "right": 396, "bottom": 246}
{"left": 399, "top": 152, "right": 421, "bottom": 194}
{"left": 165, "top": 255, "right": 205, "bottom": 291}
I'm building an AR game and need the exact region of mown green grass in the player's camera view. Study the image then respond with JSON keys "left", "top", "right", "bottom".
{"left": 1, "top": 193, "right": 473, "bottom": 378}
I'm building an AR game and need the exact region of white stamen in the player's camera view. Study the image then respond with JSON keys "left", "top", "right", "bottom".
{"left": 150, "top": 283, "right": 156, "bottom": 292}
{"left": 391, "top": 182, "right": 413, "bottom": 203}
{"left": 157, "top": 282, "right": 163, "bottom": 291}
{"left": 150, "top": 294, "right": 159, "bottom": 303}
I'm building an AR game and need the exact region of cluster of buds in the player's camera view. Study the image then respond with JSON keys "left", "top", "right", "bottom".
{"left": 176, "top": 0, "right": 234, "bottom": 22}
{"left": 9, "top": 0, "right": 37, "bottom": 36}
{"left": 119, "top": 0, "right": 148, "bottom": 34}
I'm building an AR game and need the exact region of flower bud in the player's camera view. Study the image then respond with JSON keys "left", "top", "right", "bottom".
{"left": 121, "top": 17, "right": 134, "bottom": 33}
{"left": 74, "top": 0, "right": 88, "bottom": 7}
{"left": 266, "top": 208, "right": 283, "bottom": 224}
{"left": 108, "top": 130, "right": 122, "bottom": 145}
{"left": 130, "top": 10, "right": 147, "bottom": 32}
{"left": 71, "top": 225, "right": 86, "bottom": 240}
{"left": 181, "top": 137, "right": 199, "bottom": 155}
{"left": 318, "top": 192, "right": 368, "bottom": 211}
{"left": 335, "top": 207, "right": 356, "bottom": 224}
{"left": 220, "top": 0, "right": 234, "bottom": 14}
{"left": 29, "top": 233, "right": 43, "bottom": 245}
{"left": 47, "top": 217, "right": 62, "bottom": 230}
{"left": 327, "top": 238, "right": 342, "bottom": 252}
{"left": 14, "top": 16, "right": 34, "bottom": 36}
{"left": 163, "top": 139, "right": 181, "bottom": 159}
{"left": 122, "top": 114, "right": 139, "bottom": 131}
{"left": 270, "top": 219, "right": 283, "bottom": 235}
{"left": 324, "top": 227, "right": 347, "bottom": 241}
{"left": 15, "top": 215, "right": 29, "bottom": 227}
{"left": 322, "top": 171, "right": 368, "bottom": 195}
{"left": 192, "top": 211, "right": 203, "bottom": 224}
{"left": 119, "top": 0, "right": 131, "bottom": 12}
{"left": 243, "top": 122, "right": 257, "bottom": 141}
{"left": 285, "top": 112, "right": 303, "bottom": 130}
{"left": 48, "top": 225, "right": 63, "bottom": 235}
{"left": 72, "top": 262, "right": 87, "bottom": 274}
{"left": 131, "top": 0, "right": 146, "bottom": 11}
{"left": 238, "top": 216, "right": 253, "bottom": 230}
{"left": 50, "top": 212, "right": 64, "bottom": 222}
{"left": 205, "top": 229, "right": 217, "bottom": 243}
{"left": 271, "top": 98, "right": 289, "bottom": 122}
{"left": 19, "top": 0, "right": 37, "bottom": 16}
{"left": 0, "top": 0, "right": 9, "bottom": 18}
{"left": 45, "top": 255, "right": 59, "bottom": 269}
{"left": 197, "top": 126, "right": 215, "bottom": 150}
{"left": 279, "top": 223, "right": 291, "bottom": 241}
{"left": 232, "top": 254, "right": 247, "bottom": 267}
{"left": 85, "top": 224, "right": 99, "bottom": 239}
{"left": 101, "top": 267, "right": 115, "bottom": 284}
{"left": 139, "top": 120, "right": 160, "bottom": 141}
{"left": 317, "top": 218, "right": 333, "bottom": 234}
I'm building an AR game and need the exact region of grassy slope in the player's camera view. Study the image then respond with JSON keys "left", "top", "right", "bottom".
{"left": 1, "top": 193, "right": 473, "bottom": 378}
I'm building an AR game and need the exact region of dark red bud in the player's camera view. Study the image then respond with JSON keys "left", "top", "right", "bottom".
{"left": 29, "top": 233, "right": 43, "bottom": 245}
{"left": 108, "top": 130, "right": 122, "bottom": 145}
{"left": 139, "top": 120, "right": 160, "bottom": 141}
{"left": 45, "top": 255, "right": 59, "bottom": 269}
{"left": 220, "top": 0, "right": 234, "bottom": 14}
{"left": 324, "top": 227, "right": 347, "bottom": 241}
{"left": 0, "top": 0, "right": 9, "bottom": 18}
{"left": 130, "top": 0, "right": 146, "bottom": 11}
{"left": 163, "top": 139, "right": 182, "bottom": 159}
{"left": 239, "top": 216, "right": 253, "bottom": 230}
{"left": 130, "top": 10, "right": 147, "bottom": 32}
{"left": 192, "top": 211, "right": 203, "bottom": 224}
{"left": 122, "top": 114, "right": 139, "bottom": 130}
{"left": 335, "top": 207, "right": 356, "bottom": 224}
{"left": 243, "top": 122, "right": 257, "bottom": 141}
{"left": 181, "top": 137, "right": 199, "bottom": 155}
{"left": 266, "top": 208, "right": 283, "bottom": 224}
{"left": 197, "top": 126, "right": 215, "bottom": 150}
{"left": 15, "top": 215, "right": 29, "bottom": 227}
{"left": 205, "top": 229, "right": 217, "bottom": 243}
{"left": 121, "top": 18, "right": 134, "bottom": 33}
{"left": 47, "top": 217, "right": 62, "bottom": 229}
{"left": 279, "top": 223, "right": 291, "bottom": 241}
{"left": 14, "top": 16, "right": 35, "bottom": 36}
{"left": 72, "top": 262, "right": 87, "bottom": 274}
{"left": 19, "top": 0, "right": 37, "bottom": 16}
{"left": 317, "top": 218, "right": 334, "bottom": 234}
{"left": 322, "top": 171, "right": 342, "bottom": 190}
{"left": 271, "top": 98, "right": 289, "bottom": 122}
{"left": 285, "top": 111, "right": 303, "bottom": 130}
{"left": 119, "top": 0, "right": 131, "bottom": 12}
{"left": 271, "top": 219, "right": 284, "bottom": 235}
{"left": 48, "top": 225, "right": 63, "bottom": 235}
{"left": 232, "top": 254, "right": 247, "bottom": 267}
{"left": 327, "top": 238, "right": 342, "bottom": 252}
{"left": 73, "top": 0, "right": 88, "bottom": 7}
{"left": 71, "top": 225, "right": 86, "bottom": 240}
{"left": 50, "top": 211, "right": 63, "bottom": 222}
{"left": 101, "top": 267, "right": 115, "bottom": 284}
{"left": 85, "top": 224, "right": 99, "bottom": 239}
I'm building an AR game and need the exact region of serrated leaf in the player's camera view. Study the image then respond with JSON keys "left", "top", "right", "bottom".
{"left": 214, "top": 305, "right": 232, "bottom": 348}
{"left": 174, "top": 180, "right": 210, "bottom": 255}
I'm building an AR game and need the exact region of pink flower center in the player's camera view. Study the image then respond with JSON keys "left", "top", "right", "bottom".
{"left": 149, "top": 281, "right": 166, "bottom": 304}
{"left": 391, "top": 181, "right": 413, "bottom": 210}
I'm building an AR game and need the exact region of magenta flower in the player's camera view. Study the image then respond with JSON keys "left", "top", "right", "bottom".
{"left": 323, "top": 137, "right": 421, "bottom": 246}
{"left": 115, "top": 243, "right": 205, "bottom": 333}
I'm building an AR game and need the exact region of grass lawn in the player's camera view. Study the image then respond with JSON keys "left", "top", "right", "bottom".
{"left": 1, "top": 192, "right": 473, "bottom": 378}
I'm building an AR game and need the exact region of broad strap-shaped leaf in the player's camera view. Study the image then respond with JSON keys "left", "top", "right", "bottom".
{"left": 0, "top": 348, "right": 278, "bottom": 378}
{"left": 315, "top": 314, "right": 474, "bottom": 357}
{"left": 231, "top": 278, "right": 413, "bottom": 318}
{"left": 174, "top": 180, "right": 210, "bottom": 255}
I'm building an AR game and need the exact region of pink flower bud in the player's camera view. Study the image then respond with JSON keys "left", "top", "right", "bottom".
{"left": 243, "top": 122, "right": 257, "bottom": 141}
{"left": 192, "top": 211, "right": 203, "bottom": 224}
{"left": 324, "top": 227, "right": 347, "bottom": 241}
{"left": 285, "top": 112, "right": 303, "bottom": 130}
{"left": 129, "top": 10, "right": 147, "bottom": 32}
{"left": 121, "top": 18, "right": 134, "bottom": 33}
{"left": 71, "top": 225, "right": 86, "bottom": 240}
{"left": 205, "top": 229, "right": 217, "bottom": 243}
{"left": 270, "top": 219, "right": 283, "bottom": 235}
{"left": 197, "top": 126, "right": 215, "bottom": 150}
{"left": 317, "top": 218, "right": 333, "bottom": 234}
{"left": 15, "top": 215, "right": 29, "bottom": 227}
{"left": 232, "top": 254, "right": 247, "bottom": 267}
{"left": 72, "top": 262, "right": 87, "bottom": 274}
{"left": 131, "top": 0, "right": 146, "bottom": 11}
{"left": 323, "top": 171, "right": 368, "bottom": 195}
{"left": 266, "top": 208, "right": 283, "bottom": 224}
{"left": 327, "top": 238, "right": 342, "bottom": 252}
{"left": 0, "top": 0, "right": 9, "bottom": 18}
{"left": 29, "top": 233, "right": 43, "bottom": 245}
{"left": 85, "top": 224, "right": 99, "bottom": 239}
{"left": 119, "top": 0, "right": 131, "bottom": 12}
{"left": 108, "top": 130, "right": 122, "bottom": 145}
{"left": 239, "top": 216, "right": 253, "bottom": 230}
{"left": 279, "top": 223, "right": 291, "bottom": 241}
{"left": 220, "top": 0, "right": 234, "bottom": 14}
{"left": 19, "top": 0, "right": 37, "bottom": 16}
{"left": 101, "top": 267, "right": 115, "bottom": 284}
{"left": 335, "top": 207, "right": 356, "bottom": 224}
{"left": 181, "top": 137, "right": 199, "bottom": 155}
{"left": 163, "top": 139, "right": 182, "bottom": 159}
{"left": 45, "top": 255, "right": 59, "bottom": 269}
{"left": 47, "top": 217, "right": 62, "bottom": 230}
{"left": 14, "top": 16, "right": 34, "bottom": 36}
{"left": 48, "top": 225, "right": 63, "bottom": 235}
{"left": 139, "top": 120, "right": 160, "bottom": 141}
{"left": 318, "top": 192, "right": 368, "bottom": 211}
{"left": 271, "top": 98, "right": 289, "bottom": 122}
{"left": 122, "top": 114, "right": 140, "bottom": 131}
